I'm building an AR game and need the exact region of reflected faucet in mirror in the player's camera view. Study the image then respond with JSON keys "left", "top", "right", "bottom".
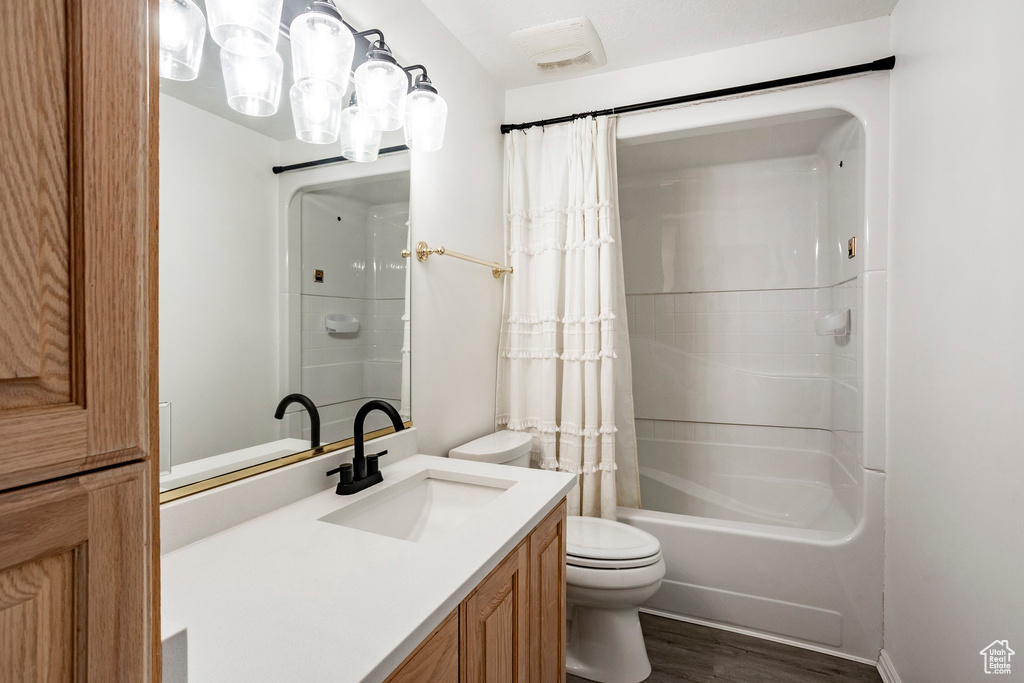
{"left": 327, "top": 399, "right": 405, "bottom": 495}
{"left": 274, "top": 393, "right": 320, "bottom": 449}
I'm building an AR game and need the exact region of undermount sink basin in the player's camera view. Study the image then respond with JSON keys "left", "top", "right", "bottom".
{"left": 319, "top": 469, "right": 515, "bottom": 543}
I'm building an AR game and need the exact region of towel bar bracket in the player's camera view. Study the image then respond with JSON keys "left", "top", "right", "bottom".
{"left": 401, "top": 241, "right": 512, "bottom": 278}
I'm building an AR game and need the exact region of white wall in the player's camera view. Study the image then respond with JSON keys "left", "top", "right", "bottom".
{"left": 885, "top": 1, "right": 1024, "bottom": 680}
{"left": 505, "top": 18, "right": 890, "bottom": 124}
{"left": 341, "top": 0, "right": 506, "bottom": 456}
{"left": 159, "top": 94, "right": 281, "bottom": 465}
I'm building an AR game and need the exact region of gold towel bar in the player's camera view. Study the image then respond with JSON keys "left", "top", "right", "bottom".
{"left": 401, "top": 241, "right": 513, "bottom": 279}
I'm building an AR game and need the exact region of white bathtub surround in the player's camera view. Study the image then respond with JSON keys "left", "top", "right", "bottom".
{"left": 626, "top": 280, "right": 860, "bottom": 379}
{"left": 161, "top": 448, "right": 575, "bottom": 682}
{"left": 496, "top": 117, "right": 639, "bottom": 518}
{"left": 612, "top": 77, "right": 889, "bottom": 662}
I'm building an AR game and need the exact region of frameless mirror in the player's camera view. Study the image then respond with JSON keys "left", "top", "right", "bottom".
{"left": 157, "top": 0, "right": 412, "bottom": 497}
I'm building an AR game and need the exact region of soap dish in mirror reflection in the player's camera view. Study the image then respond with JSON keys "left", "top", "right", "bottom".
{"left": 325, "top": 314, "right": 359, "bottom": 334}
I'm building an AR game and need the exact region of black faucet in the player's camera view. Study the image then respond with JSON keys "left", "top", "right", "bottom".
{"left": 327, "top": 399, "right": 405, "bottom": 495}
{"left": 274, "top": 393, "right": 320, "bottom": 449}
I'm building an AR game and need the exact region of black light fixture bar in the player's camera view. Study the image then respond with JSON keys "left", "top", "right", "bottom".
{"left": 272, "top": 144, "right": 410, "bottom": 174}
{"left": 500, "top": 56, "right": 896, "bottom": 134}
{"left": 266, "top": 4, "right": 439, "bottom": 173}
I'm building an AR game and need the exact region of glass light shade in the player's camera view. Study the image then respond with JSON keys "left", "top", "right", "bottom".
{"left": 404, "top": 89, "right": 447, "bottom": 152}
{"left": 159, "top": 0, "right": 206, "bottom": 81}
{"left": 353, "top": 58, "right": 407, "bottom": 131}
{"left": 220, "top": 49, "right": 283, "bottom": 117}
{"left": 290, "top": 82, "right": 342, "bottom": 144}
{"left": 338, "top": 102, "right": 382, "bottom": 163}
{"left": 206, "top": 0, "right": 283, "bottom": 57}
{"left": 289, "top": 11, "right": 354, "bottom": 97}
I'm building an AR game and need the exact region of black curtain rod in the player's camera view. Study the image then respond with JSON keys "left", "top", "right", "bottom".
{"left": 500, "top": 56, "right": 896, "bottom": 134}
{"left": 272, "top": 145, "right": 410, "bottom": 174}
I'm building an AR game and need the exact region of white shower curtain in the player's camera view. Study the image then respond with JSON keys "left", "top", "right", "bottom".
{"left": 495, "top": 117, "right": 640, "bottom": 519}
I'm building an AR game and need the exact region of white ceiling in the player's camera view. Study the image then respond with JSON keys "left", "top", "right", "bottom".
{"left": 418, "top": 0, "right": 898, "bottom": 89}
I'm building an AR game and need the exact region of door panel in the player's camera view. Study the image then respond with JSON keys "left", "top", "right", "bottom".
{"left": 0, "top": 0, "right": 152, "bottom": 491}
{"left": 0, "top": 463, "right": 150, "bottom": 681}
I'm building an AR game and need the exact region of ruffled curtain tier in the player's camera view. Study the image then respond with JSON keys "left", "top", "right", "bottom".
{"left": 495, "top": 117, "right": 640, "bottom": 519}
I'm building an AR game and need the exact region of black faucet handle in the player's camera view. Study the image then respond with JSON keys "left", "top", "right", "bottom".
{"left": 326, "top": 462, "right": 354, "bottom": 485}
{"left": 366, "top": 450, "right": 388, "bottom": 477}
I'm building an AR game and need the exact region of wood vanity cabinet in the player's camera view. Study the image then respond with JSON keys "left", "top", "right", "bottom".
{"left": 0, "top": 0, "right": 157, "bottom": 679}
{"left": 385, "top": 500, "right": 567, "bottom": 683}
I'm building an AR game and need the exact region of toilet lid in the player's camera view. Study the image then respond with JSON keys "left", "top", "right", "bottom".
{"left": 566, "top": 517, "right": 661, "bottom": 561}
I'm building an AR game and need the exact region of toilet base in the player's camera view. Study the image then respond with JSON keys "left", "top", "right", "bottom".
{"left": 565, "top": 603, "right": 652, "bottom": 683}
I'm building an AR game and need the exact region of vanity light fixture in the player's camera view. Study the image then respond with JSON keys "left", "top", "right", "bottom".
{"left": 353, "top": 34, "right": 408, "bottom": 132}
{"left": 289, "top": 3, "right": 355, "bottom": 97}
{"left": 161, "top": 0, "right": 448, "bottom": 152}
{"left": 402, "top": 66, "right": 447, "bottom": 152}
{"left": 221, "top": 48, "right": 283, "bottom": 117}
{"left": 289, "top": 81, "right": 343, "bottom": 143}
{"left": 338, "top": 93, "right": 382, "bottom": 163}
{"left": 158, "top": 0, "right": 206, "bottom": 81}
{"left": 206, "top": 0, "right": 284, "bottom": 57}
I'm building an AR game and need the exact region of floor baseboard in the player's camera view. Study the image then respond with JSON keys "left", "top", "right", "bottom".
{"left": 877, "top": 649, "right": 902, "bottom": 683}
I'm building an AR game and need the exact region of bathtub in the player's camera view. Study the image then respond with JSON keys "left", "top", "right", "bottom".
{"left": 620, "top": 435, "right": 884, "bottom": 662}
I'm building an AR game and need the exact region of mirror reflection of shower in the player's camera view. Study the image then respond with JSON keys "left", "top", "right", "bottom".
{"left": 282, "top": 170, "right": 411, "bottom": 445}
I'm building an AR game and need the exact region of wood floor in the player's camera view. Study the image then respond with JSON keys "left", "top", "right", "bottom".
{"left": 567, "top": 614, "right": 882, "bottom": 683}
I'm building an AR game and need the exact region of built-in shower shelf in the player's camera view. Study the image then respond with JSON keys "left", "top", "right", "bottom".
{"left": 814, "top": 309, "right": 849, "bottom": 336}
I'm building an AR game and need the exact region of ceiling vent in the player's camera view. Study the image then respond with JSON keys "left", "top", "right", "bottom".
{"left": 508, "top": 17, "right": 607, "bottom": 74}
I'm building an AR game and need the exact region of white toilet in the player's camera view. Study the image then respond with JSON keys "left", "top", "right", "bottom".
{"left": 450, "top": 430, "right": 666, "bottom": 683}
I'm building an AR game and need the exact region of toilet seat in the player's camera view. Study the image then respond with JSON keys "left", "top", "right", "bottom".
{"left": 567, "top": 517, "right": 662, "bottom": 564}
{"left": 567, "top": 555, "right": 666, "bottom": 591}
{"left": 567, "top": 551, "right": 662, "bottom": 570}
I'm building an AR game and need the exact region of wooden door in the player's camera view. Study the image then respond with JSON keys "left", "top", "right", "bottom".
{"left": 529, "top": 501, "right": 566, "bottom": 683}
{"left": 0, "top": 463, "right": 151, "bottom": 681}
{"left": 461, "top": 542, "right": 529, "bottom": 683}
{"left": 0, "top": 0, "right": 153, "bottom": 492}
{"left": 0, "top": 0, "right": 157, "bottom": 678}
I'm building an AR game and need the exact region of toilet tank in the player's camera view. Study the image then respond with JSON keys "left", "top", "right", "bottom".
{"left": 448, "top": 430, "right": 533, "bottom": 468}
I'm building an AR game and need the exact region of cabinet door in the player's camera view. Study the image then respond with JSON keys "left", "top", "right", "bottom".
{"left": 461, "top": 542, "right": 529, "bottom": 683}
{"left": 529, "top": 500, "right": 566, "bottom": 683}
{"left": 0, "top": 463, "right": 151, "bottom": 681}
{"left": 0, "top": 0, "right": 153, "bottom": 491}
{"left": 385, "top": 608, "right": 459, "bottom": 683}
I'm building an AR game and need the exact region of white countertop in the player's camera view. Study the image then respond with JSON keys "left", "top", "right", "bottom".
{"left": 161, "top": 454, "right": 575, "bottom": 683}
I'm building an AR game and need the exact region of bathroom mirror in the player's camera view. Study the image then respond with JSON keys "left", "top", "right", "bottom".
{"left": 157, "top": 0, "right": 412, "bottom": 499}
